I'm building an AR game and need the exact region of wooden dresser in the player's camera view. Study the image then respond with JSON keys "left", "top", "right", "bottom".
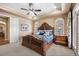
{"left": 54, "top": 36, "right": 68, "bottom": 46}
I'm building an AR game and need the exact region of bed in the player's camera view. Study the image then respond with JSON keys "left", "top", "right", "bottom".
{"left": 22, "top": 23, "right": 55, "bottom": 56}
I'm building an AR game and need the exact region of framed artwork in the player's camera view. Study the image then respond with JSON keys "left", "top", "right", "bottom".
{"left": 21, "top": 24, "right": 28, "bottom": 31}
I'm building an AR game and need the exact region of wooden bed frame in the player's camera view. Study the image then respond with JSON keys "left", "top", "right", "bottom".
{"left": 22, "top": 23, "right": 55, "bottom": 56}
{"left": 22, "top": 35, "right": 55, "bottom": 56}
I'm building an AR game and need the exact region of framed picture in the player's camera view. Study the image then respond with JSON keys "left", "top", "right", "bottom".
{"left": 21, "top": 24, "right": 28, "bottom": 31}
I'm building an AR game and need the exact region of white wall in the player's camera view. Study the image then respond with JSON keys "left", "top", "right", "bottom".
{"left": 19, "top": 18, "right": 32, "bottom": 41}
{"left": 19, "top": 18, "right": 32, "bottom": 36}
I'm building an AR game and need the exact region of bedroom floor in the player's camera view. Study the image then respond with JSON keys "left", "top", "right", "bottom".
{"left": 0, "top": 42, "right": 75, "bottom": 56}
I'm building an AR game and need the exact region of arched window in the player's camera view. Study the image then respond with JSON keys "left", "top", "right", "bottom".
{"left": 55, "top": 18, "right": 64, "bottom": 36}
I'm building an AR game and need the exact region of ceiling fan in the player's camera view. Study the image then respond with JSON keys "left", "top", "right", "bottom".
{"left": 21, "top": 3, "right": 41, "bottom": 16}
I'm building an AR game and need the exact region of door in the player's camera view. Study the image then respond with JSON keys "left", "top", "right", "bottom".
{"left": 9, "top": 17, "right": 19, "bottom": 43}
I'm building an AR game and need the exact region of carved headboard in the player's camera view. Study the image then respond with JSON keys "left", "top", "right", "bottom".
{"left": 38, "top": 22, "right": 54, "bottom": 32}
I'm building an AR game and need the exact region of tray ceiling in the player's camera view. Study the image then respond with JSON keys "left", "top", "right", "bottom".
{"left": 0, "top": 3, "right": 61, "bottom": 16}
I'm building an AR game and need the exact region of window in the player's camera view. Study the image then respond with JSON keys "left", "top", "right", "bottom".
{"left": 55, "top": 18, "right": 64, "bottom": 36}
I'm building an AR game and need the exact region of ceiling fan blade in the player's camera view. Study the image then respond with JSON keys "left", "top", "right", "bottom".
{"left": 33, "top": 12, "right": 37, "bottom": 16}
{"left": 34, "top": 9, "right": 41, "bottom": 11}
{"left": 27, "top": 12, "right": 30, "bottom": 15}
{"left": 21, "top": 8, "right": 28, "bottom": 10}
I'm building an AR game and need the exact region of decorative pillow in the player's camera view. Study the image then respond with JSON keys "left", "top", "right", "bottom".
{"left": 44, "top": 30, "right": 52, "bottom": 36}
{"left": 49, "top": 30, "right": 53, "bottom": 35}
{"left": 44, "top": 31, "right": 49, "bottom": 36}
{"left": 39, "top": 30, "right": 45, "bottom": 35}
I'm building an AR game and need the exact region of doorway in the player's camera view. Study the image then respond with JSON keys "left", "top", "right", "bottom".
{"left": 0, "top": 17, "right": 9, "bottom": 45}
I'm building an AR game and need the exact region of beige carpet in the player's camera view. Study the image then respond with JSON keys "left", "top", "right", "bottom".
{"left": 0, "top": 42, "right": 75, "bottom": 56}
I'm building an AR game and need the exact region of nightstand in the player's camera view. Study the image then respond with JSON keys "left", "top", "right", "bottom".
{"left": 55, "top": 36, "right": 68, "bottom": 46}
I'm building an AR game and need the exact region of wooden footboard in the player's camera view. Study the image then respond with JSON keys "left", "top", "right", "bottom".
{"left": 22, "top": 35, "right": 53, "bottom": 56}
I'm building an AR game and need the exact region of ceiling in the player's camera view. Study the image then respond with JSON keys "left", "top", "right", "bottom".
{"left": 0, "top": 3, "right": 71, "bottom": 20}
